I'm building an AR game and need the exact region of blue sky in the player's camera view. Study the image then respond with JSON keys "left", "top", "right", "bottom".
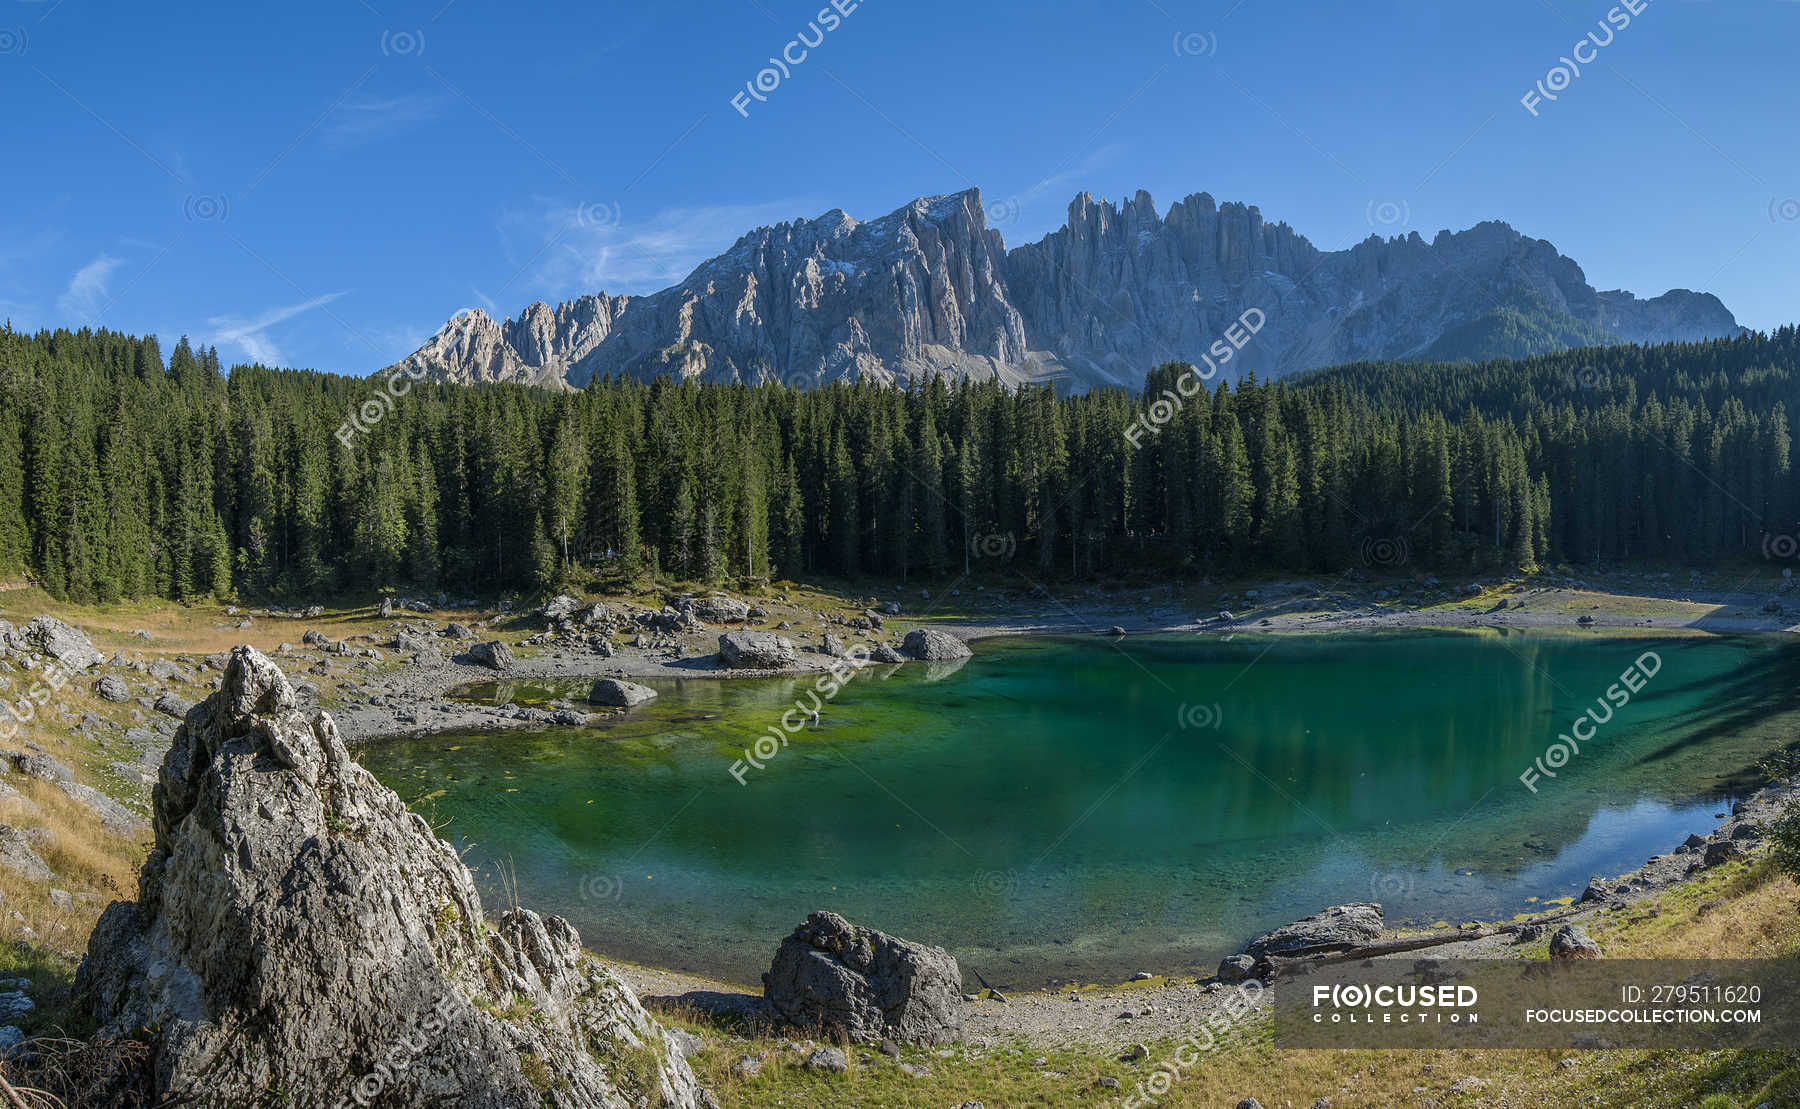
{"left": 2, "top": 0, "right": 1796, "bottom": 374}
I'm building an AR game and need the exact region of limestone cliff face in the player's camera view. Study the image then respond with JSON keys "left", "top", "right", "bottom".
{"left": 78, "top": 646, "right": 704, "bottom": 1109}
{"left": 398, "top": 188, "right": 1744, "bottom": 391}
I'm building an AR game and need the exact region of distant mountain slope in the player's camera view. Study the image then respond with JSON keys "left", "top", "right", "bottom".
{"left": 398, "top": 188, "right": 1744, "bottom": 391}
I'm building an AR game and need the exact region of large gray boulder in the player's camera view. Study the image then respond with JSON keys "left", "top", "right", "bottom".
{"left": 10, "top": 616, "right": 104, "bottom": 671}
{"left": 1704, "top": 839, "right": 1749, "bottom": 867}
{"left": 763, "top": 911, "right": 962, "bottom": 1045}
{"left": 154, "top": 692, "right": 196, "bottom": 720}
{"left": 76, "top": 646, "right": 703, "bottom": 1108}
{"left": 467, "top": 640, "right": 516, "bottom": 671}
{"left": 900, "top": 628, "right": 972, "bottom": 661}
{"left": 693, "top": 595, "right": 752, "bottom": 625}
{"left": 1549, "top": 924, "right": 1602, "bottom": 960}
{"left": 1241, "top": 903, "right": 1384, "bottom": 959}
{"left": 590, "top": 679, "right": 658, "bottom": 708}
{"left": 718, "top": 632, "right": 797, "bottom": 670}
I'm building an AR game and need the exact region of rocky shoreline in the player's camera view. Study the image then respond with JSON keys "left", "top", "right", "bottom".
{"left": 614, "top": 772, "right": 1795, "bottom": 1052}
{"left": 326, "top": 576, "right": 1800, "bottom": 748}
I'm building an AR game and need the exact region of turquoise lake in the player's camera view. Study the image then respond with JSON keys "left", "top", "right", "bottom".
{"left": 359, "top": 630, "right": 1800, "bottom": 988}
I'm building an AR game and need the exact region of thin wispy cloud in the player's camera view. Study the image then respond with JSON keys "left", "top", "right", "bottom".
{"left": 322, "top": 91, "right": 451, "bottom": 150}
{"left": 56, "top": 254, "right": 124, "bottom": 323}
{"left": 1017, "top": 140, "right": 1133, "bottom": 207}
{"left": 497, "top": 198, "right": 807, "bottom": 306}
{"left": 206, "top": 291, "right": 349, "bottom": 366}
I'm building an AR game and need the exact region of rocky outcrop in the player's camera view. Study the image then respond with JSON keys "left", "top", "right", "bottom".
{"left": 76, "top": 646, "right": 704, "bottom": 1108}
{"left": 4, "top": 616, "right": 104, "bottom": 671}
{"left": 1241, "top": 903, "right": 1384, "bottom": 959}
{"left": 900, "top": 628, "right": 971, "bottom": 661}
{"left": 399, "top": 188, "right": 1743, "bottom": 392}
{"left": 590, "top": 679, "right": 658, "bottom": 708}
{"left": 763, "top": 911, "right": 962, "bottom": 1045}
{"left": 717, "top": 632, "right": 797, "bottom": 670}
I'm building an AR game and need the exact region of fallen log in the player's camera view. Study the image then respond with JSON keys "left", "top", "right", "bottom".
{"left": 1262, "top": 905, "right": 1593, "bottom": 971}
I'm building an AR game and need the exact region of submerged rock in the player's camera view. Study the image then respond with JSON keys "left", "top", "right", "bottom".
{"left": 77, "top": 646, "right": 704, "bottom": 1108}
{"left": 718, "top": 632, "right": 797, "bottom": 670}
{"left": 763, "top": 910, "right": 962, "bottom": 1045}
{"left": 590, "top": 679, "right": 658, "bottom": 708}
{"left": 900, "top": 628, "right": 972, "bottom": 661}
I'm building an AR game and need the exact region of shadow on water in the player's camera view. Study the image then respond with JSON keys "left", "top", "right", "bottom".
{"left": 1630, "top": 640, "right": 1800, "bottom": 773}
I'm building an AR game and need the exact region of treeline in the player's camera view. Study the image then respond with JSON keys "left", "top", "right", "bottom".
{"left": 0, "top": 324, "right": 1796, "bottom": 602}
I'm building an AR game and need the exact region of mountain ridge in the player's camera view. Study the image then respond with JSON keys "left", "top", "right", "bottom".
{"left": 398, "top": 187, "right": 1744, "bottom": 391}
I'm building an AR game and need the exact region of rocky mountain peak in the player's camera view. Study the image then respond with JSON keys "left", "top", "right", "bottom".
{"left": 78, "top": 645, "right": 704, "bottom": 1107}
{"left": 397, "top": 186, "right": 1746, "bottom": 392}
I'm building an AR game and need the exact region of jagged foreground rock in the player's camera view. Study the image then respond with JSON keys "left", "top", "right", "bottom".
{"left": 77, "top": 646, "right": 704, "bottom": 1108}
{"left": 763, "top": 911, "right": 962, "bottom": 1045}
{"left": 398, "top": 187, "right": 1744, "bottom": 392}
